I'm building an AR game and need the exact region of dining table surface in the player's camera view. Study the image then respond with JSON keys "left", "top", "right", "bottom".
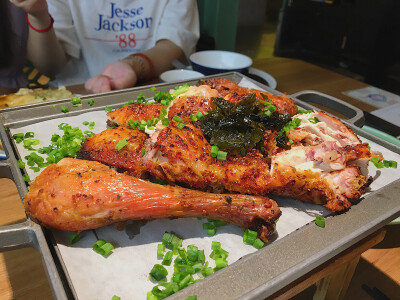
{"left": 0, "top": 56, "right": 386, "bottom": 299}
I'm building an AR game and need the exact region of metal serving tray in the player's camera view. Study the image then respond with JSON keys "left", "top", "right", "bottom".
{"left": 0, "top": 72, "right": 399, "bottom": 299}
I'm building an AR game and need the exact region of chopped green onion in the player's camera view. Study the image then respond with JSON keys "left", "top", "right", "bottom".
{"left": 315, "top": 216, "right": 325, "bottom": 228}
{"left": 264, "top": 110, "right": 272, "bottom": 116}
{"left": 214, "top": 257, "right": 228, "bottom": 270}
{"left": 173, "top": 115, "right": 183, "bottom": 123}
{"left": 17, "top": 160, "right": 25, "bottom": 169}
{"left": 162, "top": 251, "right": 173, "bottom": 266}
{"left": 157, "top": 243, "right": 166, "bottom": 257}
{"left": 149, "top": 264, "right": 168, "bottom": 281}
{"left": 252, "top": 238, "right": 264, "bottom": 249}
{"left": 71, "top": 97, "right": 81, "bottom": 106}
{"left": 115, "top": 138, "right": 127, "bottom": 151}
{"left": 147, "top": 291, "right": 158, "bottom": 300}
{"left": 82, "top": 121, "right": 89, "bottom": 126}
{"left": 216, "top": 150, "right": 227, "bottom": 161}
{"left": 243, "top": 229, "right": 258, "bottom": 245}
{"left": 69, "top": 232, "right": 81, "bottom": 244}
{"left": 141, "top": 148, "right": 146, "bottom": 156}
{"left": 190, "top": 114, "right": 198, "bottom": 121}
{"left": 185, "top": 296, "right": 197, "bottom": 300}
{"left": 176, "top": 123, "right": 185, "bottom": 129}
{"left": 207, "top": 228, "right": 216, "bottom": 236}
{"left": 308, "top": 117, "right": 320, "bottom": 124}
{"left": 111, "top": 296, "right": 120, "bottom": 300}
{"left": 22, "top": 174, "right": 30, "bottom": 182}
{"left": 61, "top": 106, "right": 69, "bottom": 113}
{"left": 88, "top": 99, "right": 95, "bottom": 106}
{"left": 196, "top": 111, "right": 203, "bottom": 120}
{"left": 161, "top": 232, "right": 182, "bottom": 250}
{"left": 150, "top": 86, "right": 157, "bottom": 91}
{"left": 52, "top": 104, "right": 57, "bottom": 109}
{"left": 105, "top": 106, "right": 113, "bottom": 112}
{"left": 297, "top": 108, "right": 313, "bottom": 114}
{"left": 161, "top": 118, "right": 170, "bottom": 126}
{"left": 25, "top": 132, "right": 34, "bottom": 138}
{"left": 92, "top": 239, "right": 115, "bottom": 256}
{"left": 210, "top": 145, "right": 219, "bottom": 157}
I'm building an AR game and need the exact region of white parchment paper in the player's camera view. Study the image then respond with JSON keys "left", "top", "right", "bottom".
{"left": 9, "top": 80, "right": 400, "bottom": 300}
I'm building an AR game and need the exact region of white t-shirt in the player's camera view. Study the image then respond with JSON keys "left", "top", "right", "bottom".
{"left": 48, "top": 0, "right": 199, "bottom": 86}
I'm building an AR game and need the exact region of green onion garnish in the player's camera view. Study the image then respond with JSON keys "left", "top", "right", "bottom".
{"left": 115, "top": 138, "right": 127, "bottom": 151}
{"left": 216, "top": 150, "right": 227, "bottom": 161}
{"left": 141, "top": 149, "right": 146, "bottom": 157}
{"left": 69, "top": 232, "right": 81, "bottom": 244}
{"left": 162, "top": 251, "right": 173, "bottom": 266}
{"left": 150, "top": 86, "right": 156, "bottom": 91}
{"left": 161, "top": 118, "right": 170, "bottom": 126}
{"left": 196, "top": 111, "right": 204, "bottom": 120}
{"left": 22, "top": 174, "right": 30, "bottom": 182}
{"left": 210, "top": 145, "right": 219, "bottom": 158}
{"left": 17, "top": 160, "right": 25, "bottom": 169}
{"left": 176, "top": 123, "right": 185, "bottom": 129}
{"left": 186, "top": 296, "right": 197, "bottom": 300}
{"left": 297, "top": 108, "right": 313, "bottom": 114}
{"left": 105, "top": 106, "right": 112, "bottom": 112}
{"left": 61, "top": 106, "right": 69, "bottom": 113}
{"left": 315, "top": 216, "right": 325, "bottom": 228}
{"left": 149, "top": 264, "right": 168, "bottom": 281}
{"left": 243, "top": 229, "right": 258, "bottom": 245}
{"left": 88, "top": 99, "right": 95, "bottom": 106}
{"left": 157, "top": 243, "right": 166, "bottom": 257}
{"left": 252, "top": 238, "right": 264, "bottom": 249}
{"left": 111, "top": 296, "right": 120, "bottom": 300}
{"left": 161, "top": 232, "right": 182, "bottom": 250}
{"left": 71, "top": 97, "right": 81, "bottom": 106}
{"left": 92, "top": 239, "right": 115, "bottom": 256}
{"left": 173, "top": 116, "right": 183, "bottom": 123}
{"left": 82, "top": 121, "right": 89, "bottom": 126}
{"left": 308, "top": 117, "right": 320, "bottom": 124}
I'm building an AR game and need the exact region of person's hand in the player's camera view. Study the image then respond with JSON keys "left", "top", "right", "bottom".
{"left": 9, "top": 0, "right": 48, "bottom": 17}
{"left": 85, "top": 61, "right": 138, "bottom": 93}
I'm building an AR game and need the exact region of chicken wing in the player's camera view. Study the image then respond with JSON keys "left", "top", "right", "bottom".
{"left": 24, "top": 158, "right": 280, "bottom": 241}
{"left": 76, "top": 127, "right": 148, "bottom": 178}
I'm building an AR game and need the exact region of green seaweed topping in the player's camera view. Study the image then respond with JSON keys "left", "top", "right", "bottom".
{"left": 200, "top": 94, "right": 291, "bottom": 155}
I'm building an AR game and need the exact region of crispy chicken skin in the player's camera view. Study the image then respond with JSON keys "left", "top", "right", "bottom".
{"left": 143, "top": 122, "right": 272, "bottom": 195}
{"left": 197, "top": 78, "right": 298, "bottom": 116}
{"left": 107, "top": 102, "right": 164, "bottom": 127}
{"left": 167, "top": 96, "right": 215, "bottom": 120}
{"left": 24, "top": 158, "right": 280, "bottom": 241}
{"left": 76, "top": 127, "right": 148, "bottom": 178}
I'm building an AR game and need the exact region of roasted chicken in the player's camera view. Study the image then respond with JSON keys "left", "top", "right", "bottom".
{"left": 74, "top": 78, "right": 373, "bottom": 212}
{"left": 24, "top": 158, "right": 280, "bottom": 241}
{"left": 24, "top": 78, "right": 375, "bottom": 238}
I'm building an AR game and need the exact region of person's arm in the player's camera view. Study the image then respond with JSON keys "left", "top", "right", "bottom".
{"left": 85, "top": 39, "right": 183, "bottom": 93}
{"left": 10, "top": 0, "right": 67, "bottom": 77}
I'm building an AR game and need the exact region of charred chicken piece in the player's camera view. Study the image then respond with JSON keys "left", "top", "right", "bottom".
{"left": 24, "top": 158, "right": 280, "bottom": 241}
{"left": 107, "top": 102, "right": 164, "bottom": 127}
{"left": 76, "top": 127, "right": 148, "bottom": 178}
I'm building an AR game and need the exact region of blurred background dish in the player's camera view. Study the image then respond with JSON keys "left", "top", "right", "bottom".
{"left": 189, "top": 50, "right": 277, "bottom": 88}
{"left": 190, "top": 50, "right": 252, "bottom": 75}
{"left": 159, "top": 69, "right": 204, "bottom": 83}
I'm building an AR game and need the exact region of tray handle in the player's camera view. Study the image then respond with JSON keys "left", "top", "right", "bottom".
{"left": 0, "top": 161, "right": 34, "bottom": 250}
{"left": 290, "top": 90, "right": 365, "bottom": 127}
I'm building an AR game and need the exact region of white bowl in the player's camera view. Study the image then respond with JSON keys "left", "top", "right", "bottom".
{"left": 159, "top": 69, "right": 204, "bottom": 82}
{"left": 189, "top": 50, "right": 253, "bottom": 75}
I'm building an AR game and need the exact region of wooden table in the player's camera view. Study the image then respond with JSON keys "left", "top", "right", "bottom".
{"left": 0, "top": 57, "right": 390, "bottom": 299}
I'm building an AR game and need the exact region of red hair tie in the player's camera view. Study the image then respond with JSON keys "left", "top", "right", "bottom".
{"left": 26, "top": 13, "right": 54, "bottom": 33}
